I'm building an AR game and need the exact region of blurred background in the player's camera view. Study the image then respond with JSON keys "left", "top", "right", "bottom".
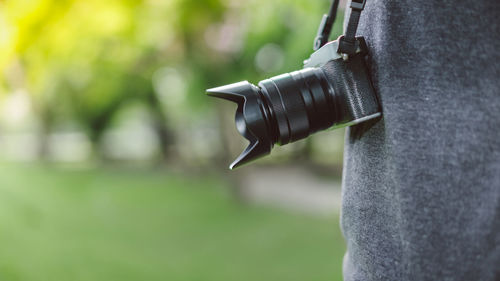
{"left": 0, "top": 0, "right": 348, "bottom": 280}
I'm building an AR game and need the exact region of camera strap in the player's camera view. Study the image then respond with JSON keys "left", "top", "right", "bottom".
{"left": 314, "top": 0, "right": 366, "bottom": 56}
{"left": 313, "top": 0, "right": 340, "bottom": 51}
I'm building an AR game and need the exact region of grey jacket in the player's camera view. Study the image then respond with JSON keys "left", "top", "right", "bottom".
{"left": 341, "top": 0, "right": 500, "bottom": 280}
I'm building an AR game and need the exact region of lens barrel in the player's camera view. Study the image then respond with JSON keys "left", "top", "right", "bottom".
{"left": 258, "top": 68, "right": 339, "bottom": 145}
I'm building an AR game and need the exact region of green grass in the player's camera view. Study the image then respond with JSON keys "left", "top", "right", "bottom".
{"left": 0, "top": 163, "right": 345, "bottom": 281}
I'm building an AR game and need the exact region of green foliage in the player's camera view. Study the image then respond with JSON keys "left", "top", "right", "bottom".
{"left": 0, "top": 0, "right": 345, "bottom": 157}
{"left": 0, "top": 163, "right": 345, "bottom": 281}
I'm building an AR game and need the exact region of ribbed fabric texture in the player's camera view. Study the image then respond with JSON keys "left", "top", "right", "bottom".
{"left": 341, "top": 1, "right": 500, "bottom": 280}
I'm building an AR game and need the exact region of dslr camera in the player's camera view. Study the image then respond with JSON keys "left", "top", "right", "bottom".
{"left": 207, "top": 0, "right": 380, "bottom": 169}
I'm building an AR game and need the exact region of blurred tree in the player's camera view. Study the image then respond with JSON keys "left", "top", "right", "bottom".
{"left": 0, "top": 0, "right": 343, "bottom": 164}
{"left": 1, "top": 0, "right": 169, "bottom": 159}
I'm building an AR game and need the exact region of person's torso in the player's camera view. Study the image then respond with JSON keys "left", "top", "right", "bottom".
{"left": 341, "top": 1, "right": 500, "bottom": 280}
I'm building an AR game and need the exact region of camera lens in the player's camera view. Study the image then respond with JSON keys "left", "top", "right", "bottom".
{"left": 207, "top": 39, "right": 381, "bottom": 170}
{"left": 207, "top": 65, "right": 341, "bottom": 169}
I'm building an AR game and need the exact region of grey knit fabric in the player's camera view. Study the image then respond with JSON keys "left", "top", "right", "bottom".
{"left": 340, "top": 1, "right": 500, "bottom": 280}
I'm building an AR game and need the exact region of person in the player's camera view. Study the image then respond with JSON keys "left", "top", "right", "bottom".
{"left": 340, "top": 0, "right": 500, "bottom": 280}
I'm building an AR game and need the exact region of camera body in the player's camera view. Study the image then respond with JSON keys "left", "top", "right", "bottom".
{"left": 304, "top": 37, "right": 380, "bottom": 128}
{"left": 207, "top": 37, "right": 381, "bottom": 169}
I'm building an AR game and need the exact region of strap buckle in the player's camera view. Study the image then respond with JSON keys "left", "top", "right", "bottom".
{"left": 350, "top": 0, "right": 366, "bottom": 10}
{"left": 338, "top": 0, "right": 367, "bottom": 57}
{"left": 338, "top": 35, "right": 358, "bottom": 57}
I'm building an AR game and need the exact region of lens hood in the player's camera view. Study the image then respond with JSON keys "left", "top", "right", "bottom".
{"left": 207, "top": 81, "right": 274, "bottom": 169}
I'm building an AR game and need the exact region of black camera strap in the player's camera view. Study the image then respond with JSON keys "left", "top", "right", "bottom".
{"left": 313, "top": 0, "right": 366, "bottom": 56}
{"left": 313, "top": 0, "right": 340, "bottom": 51}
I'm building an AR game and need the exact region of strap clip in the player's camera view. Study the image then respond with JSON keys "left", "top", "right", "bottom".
{"left": 338, "top": 0, "right": 367, "bottom": 57}
{"left": 350, "top": 0, "right": 366, "bottom": 11}
{"left": 338, "top": 35, "right": 358, "bottom": 57}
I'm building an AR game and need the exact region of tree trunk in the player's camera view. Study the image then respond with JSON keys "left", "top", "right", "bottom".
{"left": 36, "top": 108, "right": 54, "bottom": 161}
{"left": 146, "top": 91, "right": 175, "bottom": 164}
{"left": 215, "top": 102, "right": 249, "bottom": 203}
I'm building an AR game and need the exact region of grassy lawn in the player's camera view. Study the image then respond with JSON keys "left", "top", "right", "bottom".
{"left": 0, "top": 163, "right": 345, "bottom": 281}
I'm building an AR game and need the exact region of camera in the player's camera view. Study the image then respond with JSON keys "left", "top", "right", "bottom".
{"left": 207, "top": 36, "right": 381, "bottom": 169}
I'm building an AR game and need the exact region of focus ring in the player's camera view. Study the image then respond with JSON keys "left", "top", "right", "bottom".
{"left": 270, "top": 73, "right": 310, "bottom": 143}
{"left": 259, "top": 79, "right": 291, "bottom": 145}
